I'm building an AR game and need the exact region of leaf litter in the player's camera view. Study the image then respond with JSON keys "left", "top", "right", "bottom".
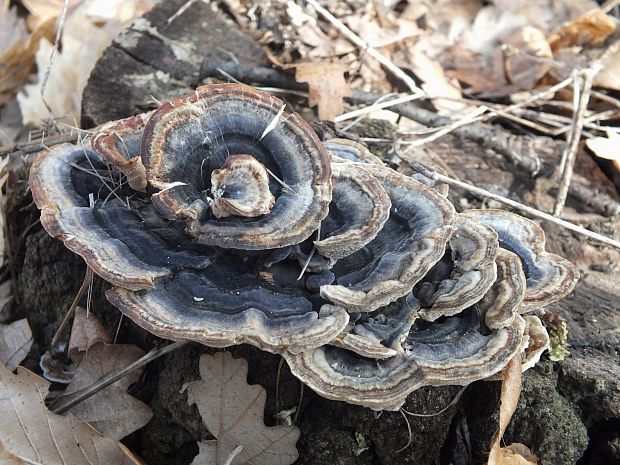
{"left": 182, "top": 352, "right": 300, "bottom": 465}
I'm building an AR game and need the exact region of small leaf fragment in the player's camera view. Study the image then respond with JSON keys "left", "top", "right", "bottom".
{"left": 0, "top": 319, "right": 33, "bottom": 371}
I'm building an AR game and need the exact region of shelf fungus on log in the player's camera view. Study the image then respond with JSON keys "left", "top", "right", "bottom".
{"left": 314, "top": 161, "right": 391, "bottom": 260}
{"left": 143, "top": 84, "right": 332, "bottom": 249}
{"left": 285, "top": 309, "right": 526, "bottom": 411}
{"left": 461, "top": 209, "right": 579, "bottom": 310}
{"left": 417, "top": 215, "right": 499, "bottom": 321}
{"left": 319, "top": 163, "right": 456, "bottom": 312}
{"left": 30, "top": 83, "right": 578, "bottom": 410}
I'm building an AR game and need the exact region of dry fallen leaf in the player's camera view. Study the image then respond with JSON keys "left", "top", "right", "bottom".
{"left": 548, "top": 9, "right": 617, "bottom": 50}
{"left": 585, "top": 131, "right": 620, "bottom": 161}
{"left": 183, "top": 352, "right": 300, "bottom": 465}
{"left": 0, "top": 319, "right": 33, "bottom": 371}
{"left": 63, "top": 309, "right": 151, "bottom": 440}
{"left": 487, "top": 354, "right": 538, "bottom": 465}
{"left": 64, "top": 341, "right": 153, "bottom": 440}
{"left": 503, "top": 26, "right": 552, "bottom": 90}
{"left": 293, "top": 62, "right": 351, "bottom": 121}
{"left": 68, "top": 306, "right": 112, "bottom": 362}
{"left": 594, "top": 41, "right": 620, "bottom": 90}
{"left": 17, "top": 0, "right": 155, "bottom": 127}
{"left": 0, "top": 361, "right": 138, "bottom": 465}
{"left": 585, "top": 131, "right": 620, "bottom": 175}
{"left": 405, "top": 45, "right": 470, "bottom": 115}
{"left": 0, "top": 1, "right": 56, "bottom": 95}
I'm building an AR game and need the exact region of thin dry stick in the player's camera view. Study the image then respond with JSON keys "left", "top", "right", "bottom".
{"left": 305, "top": 0, "right": 423, "bottom": 93}
{"left": 553, "top": 67, "right": 599, "bottom": 217}
{"left": 422, "top": 169, "right": 620, "bottom": 250}
{"left": 400, "top": 106, "right": 489, "bottom": 148}
{"left": 50, "top": 340, "right": 188, "bottom": 414}
{"left": 50, "top": 267, "right": 94, "bottom": 350}
{"left": 40, "top": 0, "right": 69, "bottom": 115}
{"left": 335, "top": 91, "right": 425, "bottom": 123}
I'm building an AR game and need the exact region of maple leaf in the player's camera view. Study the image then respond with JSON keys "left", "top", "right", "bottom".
{"left": 183, "top": 352, "right": 300, "bottom": 465}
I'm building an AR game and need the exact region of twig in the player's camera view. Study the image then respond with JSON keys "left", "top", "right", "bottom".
{"left": 335, "top": 92, "right": 425, "bottom": 123}
{"left": 351, "top": 91, "right": 541, "bottom": 175}
{"left": 50, "top": 267, "right": 94, "bottom": 351}
{"left": 398, "top": 106, "right": 489, "bottom": 148}
{"left": 304, "top": 0, "right": 423, "bottom": 93}
{"left": 40, "top": 0, "right": 69, "bottom": 116}
{"left": 50, "top": 341, "right": 188, "bottom": 414}
{"left": 416, "top": 167, "right": 620, "bottom": 250}
{"left": 553, "top": 67, "right": 599, "bottom": 217}
{"left": 0, "top": 132, "right": 79, "bottom": 157}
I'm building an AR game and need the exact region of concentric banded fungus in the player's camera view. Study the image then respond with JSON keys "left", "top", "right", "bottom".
{"left": 320, "top": 163, "right": 456, "bottom": 312}
{"left": 30, "top": 144, "right": 207, "bottom": 290}
{"left": 324, "top": 138, "right": 384, "bottom": 165}
{"left": 107, "top": 274, "right": 349, "bottom": 353}
{"left": 29, "top": 84, "right": 347, "bottom": 354}
{"left": 91, "top": 112, "right": 152, "bottom": 192}
{"left": 209, "top": 154, "right": 275, "bottom": 218}
{"left": 314, "top": 162, "right": 391, "bottom": 260}
{"left": 285, "top": 310, "right": 525, "bottom": 411}
{"left": 143, "top": 84, "right": 332, "bottom": 249}
{"left": 417, "top": 215, "right": 498, "bottom": 321}
{"left": 29, "top": 84, "right": 578, "bottom": 410}
{"left": 478, "top": 249, "right": 526, "bottom": 330}
{"left": 461, "top": 209, "right": 579, "bottom": 309}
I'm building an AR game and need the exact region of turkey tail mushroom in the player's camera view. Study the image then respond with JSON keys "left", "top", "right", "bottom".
{"left": 29, "top": 84, "right": 578, "bottom": 409}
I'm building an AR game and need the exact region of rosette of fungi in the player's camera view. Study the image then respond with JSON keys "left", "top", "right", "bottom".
{"left": 30, "top": 84, "right": 353, "bottom": 354}
{"left": 30, "top": 84, "right": 579, "bottom": 409}
{"left": 285, "top": 195, "right": 578, "bottom": 410}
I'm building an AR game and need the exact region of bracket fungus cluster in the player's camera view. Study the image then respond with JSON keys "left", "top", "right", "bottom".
{"left": 30, "top": 84, "right": 578, "bottom": 411}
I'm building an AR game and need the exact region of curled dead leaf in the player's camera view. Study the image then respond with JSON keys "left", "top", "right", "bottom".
{"left": 293, "top": 62, "right": 351, "bottom": 121}
{"left": 64, "top": 341, "right": 153, "bottom": 440}
{"left": 548, "top": 9, "right": 617, "bottom": 50}
{"left": 487, "top": 354, "right": 538, "bottom": 465}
